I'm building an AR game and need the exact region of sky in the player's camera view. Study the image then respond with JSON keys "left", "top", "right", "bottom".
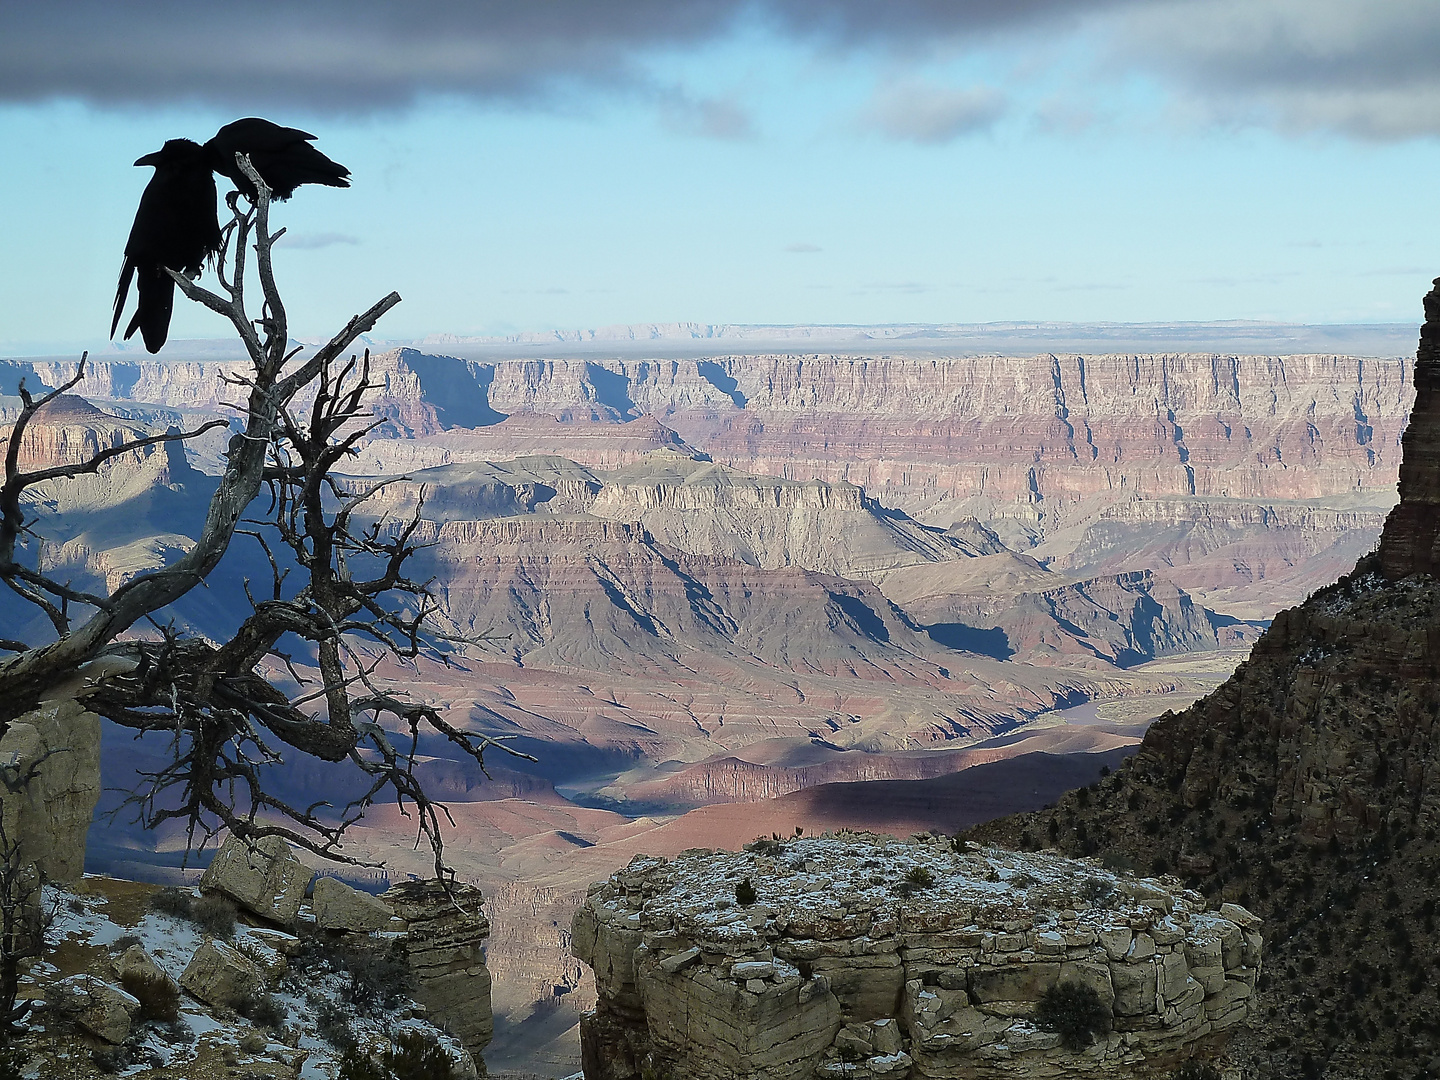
{"left": 2, "top": 0, "right": 1439, "bottom": 353}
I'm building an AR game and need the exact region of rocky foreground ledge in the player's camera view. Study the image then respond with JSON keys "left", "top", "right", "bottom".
{"left": 573, "top": 833, "right": 1260, "bottom": 1080}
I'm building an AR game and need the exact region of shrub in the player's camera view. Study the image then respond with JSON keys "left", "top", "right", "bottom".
{"left": 735, "top": 878, "right": 757, "bottom": 906}
{"left": 1100, "top": 851, "right": 1137, "bottom": 873}
{"left": 0, "top": 1044, "right": 28, "bottom": 1080}
{"left": 112, "top": 933, "right": 143, "bottom": 952}
{"left": 894, "top": 864, "right": 937, "bottom": 897}
{"left": 338, "top": 1049, "right": 388, "bottom": 1080}
{"left": 236, "top": 991, "right": 288, "bottom": 1029}
{"left": 905, "top": 866, "right": 935, "bottom": 888}
{"left": 193, "top": 894, "right": 238, "bottom": 939}
{"left": 1035, "top": 980, "right": 1110, "bottom": 1051}
{"left": 148, "top": 886, "right": 195, "bottom": 920}
{"left": 386, "top": 1029, "right": 456, "bottom": 1080}
{"left": 317, "top": 999, "right": 357, "bottom": 1051}
{"left": 338, "top": 1030, "right": 456, "bottom": 1080}
{"left": 1172, "top": 1062, "right": 1221, "bottom": 1080}
{"left": 347, "top": 945, "right": 416, "bottom": 1013}
{"left": 120, "top": 969, "right": 181, "bottom": 1023}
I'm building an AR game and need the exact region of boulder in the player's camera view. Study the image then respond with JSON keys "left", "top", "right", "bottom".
{"left": 48, "top": 974, "right": 138, "bottom": 1044}
{"left": 200, "top": 834, "right": 310, "bottom": 925}
{"left": 313, "top": 876, "right": 397, "bottom": 933}
{"left": 180, "top": 938, "right": 265, "bottom": 1008}
{"left": 114, "top": 943, "right": 179, "bottom": 995}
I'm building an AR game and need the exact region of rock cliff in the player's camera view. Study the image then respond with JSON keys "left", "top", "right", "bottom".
{"left": 572, "top": 834, "right": 1259, "bottom": 1079}
{"left": 1381, "top": 278, "right": 1440, "bottom": 579}
{"left": 972, "top": 284, "right": 1440, "bottom": 1078}
{"left": 5, "top": 348, "right": 1404, "bottom": 610}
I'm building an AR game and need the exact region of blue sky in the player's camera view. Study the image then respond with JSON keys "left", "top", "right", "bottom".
{"left": 2, "top": 1, "right": 1438, "bottom": 353}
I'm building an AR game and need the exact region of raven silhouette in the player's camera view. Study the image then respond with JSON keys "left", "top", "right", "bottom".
{"left": 205, "top": 118, "right": 350, "bottom": 202}
{"left": 111, "top": 120, "right": 350, "bottom": 353}
{"left": 111, "top": 138, "right": 221, "bottom": 354}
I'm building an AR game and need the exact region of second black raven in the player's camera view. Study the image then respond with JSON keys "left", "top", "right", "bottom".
{"left": 111, "top": 138, "right": 222, "bottom": 354}
{"left": 204, "top": 118, "right": 351, "bottom": 202}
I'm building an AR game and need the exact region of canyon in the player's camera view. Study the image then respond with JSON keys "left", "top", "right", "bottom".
{"left": 0, "top": 339, "right": 1411, "bottom": 1075}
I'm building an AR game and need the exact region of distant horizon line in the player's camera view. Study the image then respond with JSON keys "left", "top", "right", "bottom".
{"left": 1, "top": 316, "right": 1423, "bottom": 362}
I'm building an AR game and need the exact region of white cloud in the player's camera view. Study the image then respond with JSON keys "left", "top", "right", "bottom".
{"left": 863, "top": 80, "right": 1007, "bottom": 143}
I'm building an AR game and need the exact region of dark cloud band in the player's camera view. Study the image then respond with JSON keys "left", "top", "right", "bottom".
{"left": 3, "top": 0, "right": 1438, "bottom": 139}
{"left": 0, "top": 1, "right": 1105, "bottom": 110}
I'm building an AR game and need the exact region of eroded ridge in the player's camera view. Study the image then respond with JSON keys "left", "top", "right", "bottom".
{"left": 573, "top": 833, "right": 1260, "bottom": 1079}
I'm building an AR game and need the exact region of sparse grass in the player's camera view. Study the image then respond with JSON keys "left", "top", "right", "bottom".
{"left": 193, "top": 894, "right": 238, "bottom": 939}
{"left": 148, "top": 886, "right": 195, "bottom": 920}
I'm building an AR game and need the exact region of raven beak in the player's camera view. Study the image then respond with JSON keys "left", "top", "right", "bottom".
{"left": 134, "top": 151, "right": 162, "bottom": 167}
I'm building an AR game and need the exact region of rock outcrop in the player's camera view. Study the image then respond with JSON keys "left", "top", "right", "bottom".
{"left": 382, "top": 879, "right": 495, "bottom": 1064}
{"left": 1381, "top": 277, "right": 1440, "bottom": 578}
{"left": 573, "top": 834, "right": 1258, "bottom": 1079}
{"left": 199, "top": 834, "right": 311, "bottom": 925}
{"left": 971, "top": 283, "right": 1440, "bottom": 1078}
{"left": 0, "top": 699, "right": 101, "bottom": 883}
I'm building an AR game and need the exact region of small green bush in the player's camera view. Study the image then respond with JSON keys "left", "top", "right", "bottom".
{"left": 338, "top": 1048, "right": 388, "bottom": 1080}
{"left": 1172, "top": 1062, "right": 1221, "bottom": 1080}
{"left": 735, "top": 878, "right": 757, "bottom": 906}
{"left": 346, "top": 942, "right": 416, "bottom": 1013}
{"left": 120, "top": 969, "right": 181, "bottom": 1023}
{"left": 338, "top": 1030, "right": 456, "bottom": 1080}
{"left": 1034, "top": 980, "right": 1110, "bottom": 1051}
{"left": 316, "top": 999, "right": 357, "bottom": 1051}
{"left": 386, "top": 1029, "right": 456, "bottom": 1080}
{"left": 236, "top": 991, "right": 287, "bottom": 1030}
{"left": 193, "top": 894, "right": 238, "bottom": 939}
{"left": 906, "top": 866, "right": 935, "bottom": 888}
{"left": 148, "top": 886, "right": 195, "bottom": 920}
{"left": 895, "top": 864, "right": 936, "bottom": 897}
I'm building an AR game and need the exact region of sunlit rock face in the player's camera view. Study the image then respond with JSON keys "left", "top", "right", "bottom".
{"left": 1381, "top": 277, "right": 1440, "bottom": 579}
{"left": 573, "top": 833, "right": 1259, "bottom": 1080}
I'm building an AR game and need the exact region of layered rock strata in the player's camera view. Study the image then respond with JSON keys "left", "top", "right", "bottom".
{"left": 0, "top": 699, "right": 101, "bottom": 884}
{"left": 572, "top": 834, "right": 1259, "bottom": 1079}
{"left": 383, "top": 879, "right": 495, "bottom": 1065}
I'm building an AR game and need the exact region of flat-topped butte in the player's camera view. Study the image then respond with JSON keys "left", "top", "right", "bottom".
{"left": 574, "top": 831, "right": 1261, "bottom": 1080}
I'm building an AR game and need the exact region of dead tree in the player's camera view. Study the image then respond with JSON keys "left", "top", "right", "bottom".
{"left": 0, "top": 156, "right": 517, "bottom": 876}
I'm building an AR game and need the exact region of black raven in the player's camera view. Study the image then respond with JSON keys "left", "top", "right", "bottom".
{"left": 204, "top": 118, "right": 350, "bottom": 202}
{"left": 111, "top": 139, "right": 222, "bottom": 354}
